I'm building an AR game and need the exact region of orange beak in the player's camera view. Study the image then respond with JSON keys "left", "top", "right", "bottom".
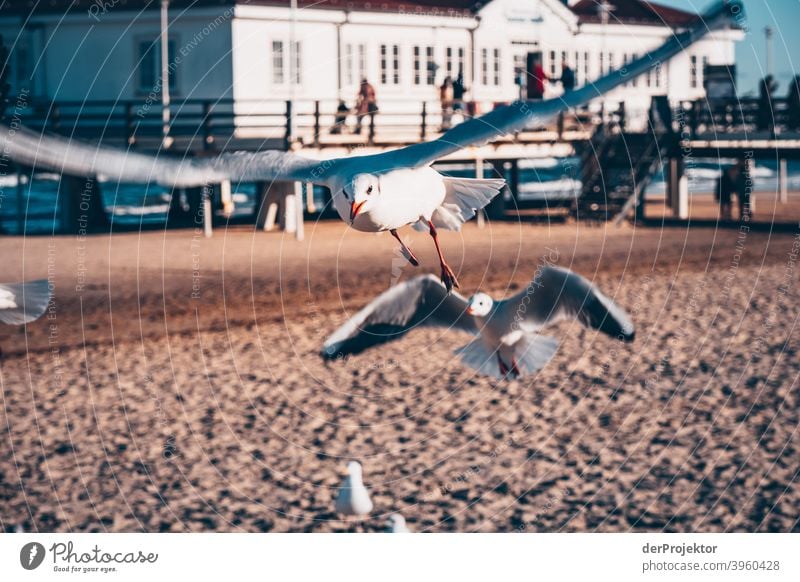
{"left": 466, "top": 306, "right": 475, "bottom": 315}
{"left": 350, "top": 200, "right": 366, "bottom": 222}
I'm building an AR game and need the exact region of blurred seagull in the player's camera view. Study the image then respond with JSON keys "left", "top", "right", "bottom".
{"left": 386, "top": 513, "right": 411, "bottom": 533}
{"left": 0, "top": 1, "right": 740, "bottom": 291}
{"left": 321, "top": 267, "right": 634, "bottom": 379}
{"left": 334, "top": 461, "right": 374, "bottom": 518}
{"left": 0, "top": 280, "right": 51, "bottom": 325}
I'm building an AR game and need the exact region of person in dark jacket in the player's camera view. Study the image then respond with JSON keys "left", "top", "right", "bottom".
{"left": 716, "top": 164, "right": 736, "bottom": 221}
{"left": 453, "top": 71, "right": 467, "bottom": 112}
{"left": 559, "top": 59, "right": 576, "bottom": 93}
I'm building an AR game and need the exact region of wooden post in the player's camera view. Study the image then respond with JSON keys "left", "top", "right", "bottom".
{"left": 202, "top": 101, "right": 213, "bottom": 150}
{"left": 16, "top": 169, "right": 26, "bottom": 235}
{"left": 779, "top": 158, "right": 788, "bottom": 204}
{"left": 420, "top": 101, "right": 427, "bottom": 140}
{"left": 313, "top": 100, "right": 321, "bottom": 146}
{"left": 202, "top": 185, "right": 213, "bottom": 238}
{"left": 219, "top": 179, "right": 233, "bottom": 218}
{"left": 305, "top": 182, "right": 316, "bottom": 214}
{"left": 294, "top": 181, "right": 304, "bottom": 241}
{"left": 667, "top": 156, "right": 688, "bottom": 219}
{"left": 125, "top": 103, "right": 136, "bottom": 145}
{"left": 284, "top": 100, "right": 293, "bottom": 150}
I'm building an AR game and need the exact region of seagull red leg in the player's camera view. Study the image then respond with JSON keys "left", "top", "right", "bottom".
{"left": 390, "top": 229, "right": 420, "bottom": 267}
{"left": 497, "top": 354, "right": 509, "bottom": 377}
{"left": 427, "top": 220, "right": 459, "bottom": 291}
{"left": 510, "top": 358, "right": 520, "bottom": 378}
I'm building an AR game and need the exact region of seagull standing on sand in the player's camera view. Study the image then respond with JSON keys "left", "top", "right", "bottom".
{"left": 322, "top": 266, "right": 634, "bottom": 379}
{"left": 0, "top": 281, "right": 51, "bottom": 325}
{"left": 0, "top": 1, "right": 740, "bottom": 291}
{"left": 334, "top": 461, "right": 374, "bottom": 518}
{"left": 385, "top": 514, "right": 411, "bottom": 533}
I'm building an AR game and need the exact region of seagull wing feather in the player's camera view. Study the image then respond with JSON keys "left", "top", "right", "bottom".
{"left": 0, "top": 124, "right": 329, "bottom": 187}
{"left": 509, "top": 266, "right": 634, "bottom": 341}
{"left": 0, "top": 280, "right": 52, "bottom": 325}
{"left": 321, "top": 274, "right": 477, "bottom": 358}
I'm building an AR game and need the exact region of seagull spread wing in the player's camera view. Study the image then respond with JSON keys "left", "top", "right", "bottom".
{"left": 0, "top": 123, "right": 327, "bottom": 187}
{"left": 375, "top": 0, "right": 742, "bottom": 169}
{"left": 508, "top": 266, "right": 634, "bottom": 341}
{"left": 0, "top": 280, "right": 52, "bottom": 325}
{"left": 322, "top": 274, "right": 477, "bottom": 358}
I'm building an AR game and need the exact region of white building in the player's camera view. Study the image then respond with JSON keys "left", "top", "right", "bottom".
{"left": 1, "top": 0, "right": 743, "bottom": 134}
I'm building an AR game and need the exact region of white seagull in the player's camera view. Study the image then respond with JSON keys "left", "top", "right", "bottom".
{"left": 385, "top": 513, "right": 411, "bottom": 533}
{"left": 334, "top": 461, "right": 374, "bottom": 518}
{"left": 321, "top": 267, "right": 634, "bottom": 379}
{"left": 0, "top": 1, "right": 739, "bottom": 290}
{"left": 0, "top": 280, "right": 51, "bottom": 325}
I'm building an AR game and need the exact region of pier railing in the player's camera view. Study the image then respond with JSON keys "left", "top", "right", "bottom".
{"left": 683, "top": 96, "right": 798, "bottom": 137}
{"left": 10, "top": 96, "right": 595, "bottom": 151}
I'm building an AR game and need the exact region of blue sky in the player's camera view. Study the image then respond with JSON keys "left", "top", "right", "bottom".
{"left": 664, "top": 0, "right": 800, "bottom": 95}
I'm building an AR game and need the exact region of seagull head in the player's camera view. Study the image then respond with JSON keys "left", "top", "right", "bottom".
{"left": 345, "top": 174, "right": 380, "bottom": 223}
{"left": 346, "top": 460, "right": 363, "bottom": 479}
{"left": 466, "top": 292, "right": 493, "bottom": 317}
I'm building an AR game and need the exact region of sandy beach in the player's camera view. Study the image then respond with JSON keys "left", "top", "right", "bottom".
{"left": 1, "top": 210, "right": 799, "bottom": 532}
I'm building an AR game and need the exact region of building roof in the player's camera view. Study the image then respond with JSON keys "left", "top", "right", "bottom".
{"left": 0, "top": 0, "right": 484, "bottom": 16}
{"left": 1, "top": 0, "right": 698, "bottom": 25}
{"left": 570, "top": 0, "right": 698, "bottom": 27}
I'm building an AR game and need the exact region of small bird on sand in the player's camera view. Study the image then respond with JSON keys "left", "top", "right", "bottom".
{"left": 0, "top": 1, "right": 739, "bottom": 292}
{"left": 322, "top": 266, "right": 634, "bottom": 379}
{"left": 385, "top": 513, "right": 411, "bottom": 533}
{"left": 0, "top": 280, "right": 51, "bottom": 325}
{"left": 334, "top": 461, "right": 374, "bottom": 518}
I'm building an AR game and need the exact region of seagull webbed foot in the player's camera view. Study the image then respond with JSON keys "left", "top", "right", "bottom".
{"left": 440, "top": 262, "right": 460, "bottom": 292}
{"left": 390, "top": 229, "right": 420, "bottom": 267}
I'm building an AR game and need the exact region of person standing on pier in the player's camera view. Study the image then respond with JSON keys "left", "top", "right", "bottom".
{"left": 715, "top": 164, "right": 736, "bottom": 221}
{"left": 440, "top": 76, "right": 454, "bottom": 131}
{"left": 354, "top": 78, "right": 377, "bottom": 136}
{"left": 453, "top": 71, "right": 467, "bottom": 113}
{"left": 559, "top": 59, "right": 576, "bottom": 93}
{"left": 527, "top": 55, "right": 548, "bottom": 100}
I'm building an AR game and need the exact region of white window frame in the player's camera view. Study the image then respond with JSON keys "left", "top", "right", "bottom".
{"left": 135, "top": 36, "right": 179, "bottom": 96}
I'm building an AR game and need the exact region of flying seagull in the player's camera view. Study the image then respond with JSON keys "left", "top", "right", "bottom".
{"left": 334, "top": 461, "right": 374, "bottom": 518}
{"left": 321, "top": 267, "right": 634, "bottom": 379}
{"left": 0, "top": 280, "right": 51, "bottom": 325}
{"left": 0, "top": 0, "right": 740, "bottom": 290}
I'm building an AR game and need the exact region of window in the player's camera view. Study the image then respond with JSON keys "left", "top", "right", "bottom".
{"left": 413, "top": 46, "right": 434, "bottom": 85}
{"left": 347, "top": 43, "right": 366, "bottom": 86}
{"left": 493, "top": 49, "right": 501, "bottom": 85}
{"left": 549, "top": 50, "right": 557, "bottom": 77}
{"left": 137, "top": 38, "right": 177, "bottom": 94}
{"left": 514, "top": 53, "right": 526, "bottom": 86}
{"left": 271, "top": 40, "right": 301, "bottom": 86}
{"left": 272, "top": 41, "right": 284, "bottom": 84}
{"left": 381, "top": 44, "right": 400, "bottom": 85}
{"left": 690, "top": 55, "right": 698, "bottom": 88}
{"left": 583, "top": 51, "right": 589, "bottom": 84}
{"left": 481, "top": 48, "right": 488, "bottom": 85}
{"left": 654, "top": 62, "right": 662, "bottom": 89}
{"left": 599, "top": 51, "right": 604, "bottom": 76}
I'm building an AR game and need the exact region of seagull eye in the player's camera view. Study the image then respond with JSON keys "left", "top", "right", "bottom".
{"left": 366, "top": 185, "right": 373, "bottom": 195}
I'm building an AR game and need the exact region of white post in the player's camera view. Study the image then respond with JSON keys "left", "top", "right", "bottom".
{"left": 779, "top": 158, "right": 788, "bottom": 204}
{"left": 220, "top": 179, "right": 234, "bottom": 218}
{"left": 294, "top": 181, "right": 305, "bottom": 241}
{"left": 305, "top": 182, "right": 316, "bottom": 214}
{"left": 678, "top": 173, "right": 689, "bottom": 219}
{"left": 475, "top": 155, "right": 485, "bottom": 228}
{"left": 203, "top": 186, "right": 213, "bottom": 238}
{"left": 160, "top": 0, "right": 172, "bottom": 149}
